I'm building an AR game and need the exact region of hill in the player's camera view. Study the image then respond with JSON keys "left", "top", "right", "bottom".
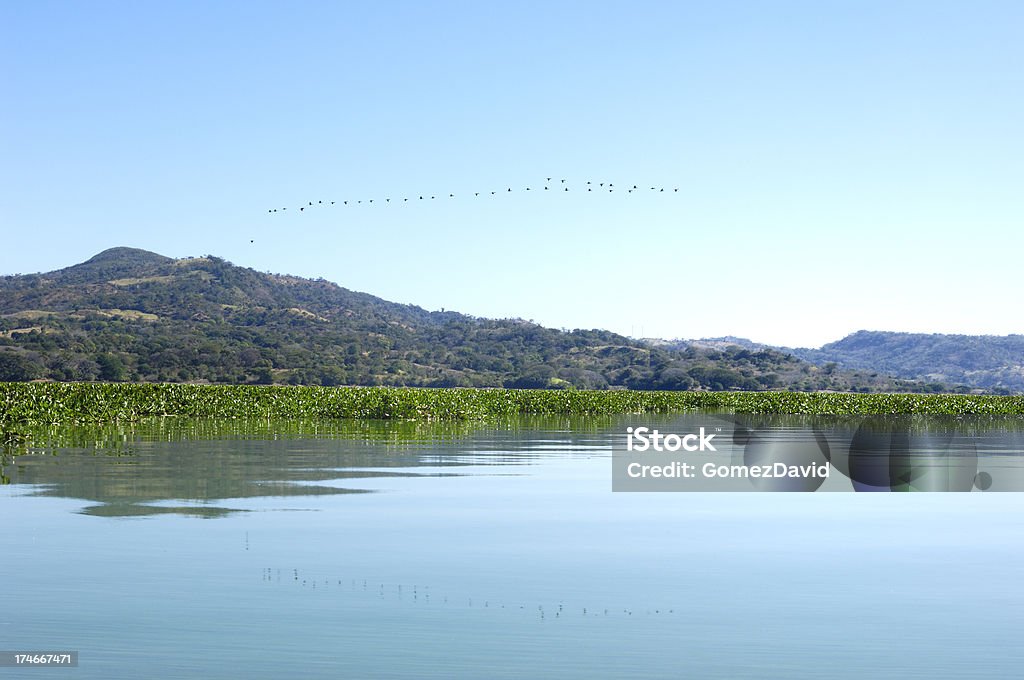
{"left": 787, "top": 330, "right": 1024, "bottom": 394}
{"left": 0, "top": 248, "right": 944, "bottom": 391}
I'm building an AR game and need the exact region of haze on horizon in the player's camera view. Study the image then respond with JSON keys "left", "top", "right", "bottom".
{"left": 3, "top": 1, "right": 1021, "bottom": 348}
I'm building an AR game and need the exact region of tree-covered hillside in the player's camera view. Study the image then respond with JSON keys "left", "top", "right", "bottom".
{"left": 0, "top": 248, "right": 942, "bottom": 391}
{"left": 788, "top": 330, "right": 1024, "bottom": 394}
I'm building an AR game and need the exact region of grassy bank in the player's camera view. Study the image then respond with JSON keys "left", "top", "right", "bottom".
{"left": 2, "top": 383, "right": 1024, "bottom": 425}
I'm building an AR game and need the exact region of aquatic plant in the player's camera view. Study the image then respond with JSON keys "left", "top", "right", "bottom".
{"left": 2, "top": 383, "right": 1023, "bottom": 425}
{"left": 2, "top": 429, "right": 31, "bottom": 445}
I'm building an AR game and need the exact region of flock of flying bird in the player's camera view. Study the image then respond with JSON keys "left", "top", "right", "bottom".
{"left": 267, "top": 177, "right": 679, "bottom": 213}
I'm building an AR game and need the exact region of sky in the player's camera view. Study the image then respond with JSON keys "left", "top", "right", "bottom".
{"left": 2, "top": 0, "right": 1021, "bottom": 348}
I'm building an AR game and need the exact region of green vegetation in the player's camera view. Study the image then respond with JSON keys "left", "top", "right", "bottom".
{"left": 2, "top": 383, "right": 1023, "bottom": 426}
{"left": 790, "top": 330, "right": 1024, "bottom": 393}
{"left": 0, "top": 248, "right": 948, "bottom": 392}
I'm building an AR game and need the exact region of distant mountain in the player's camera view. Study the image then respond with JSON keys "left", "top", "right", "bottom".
{"left": 787, "top": 330, "right": 1024, "bottom": 394}
{"left": 0, "top": 248, "right": 947, "bottom": 391}
{"left": 652, "top": 330, "right": 1020, "bottom": 393}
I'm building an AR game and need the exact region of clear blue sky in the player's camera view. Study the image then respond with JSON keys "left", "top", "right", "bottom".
{"left": 3, "top": 1, "right": 1021, "bottom": 347}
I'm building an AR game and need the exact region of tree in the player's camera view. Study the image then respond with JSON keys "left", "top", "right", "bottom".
{"left": 253, "top": 367, "right": 274, "bottom": 385}
{"left": 97, "top": 353, "right": 127, "bottom": 382}
{"left": 504, "top": 364, "right": 555, "bottom": 389}
{"left": 0, "top": 352, "right": 43, "bottom": 381}
{"left": 654, "top": 367, "right": 696, "bottom": 391}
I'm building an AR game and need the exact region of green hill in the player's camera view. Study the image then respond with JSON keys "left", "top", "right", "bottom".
{"left": 789, "top": 330, "right": 1024, "bottom": 394}
{"left": 0, "top": 249, "right": 943, "bottom": 391}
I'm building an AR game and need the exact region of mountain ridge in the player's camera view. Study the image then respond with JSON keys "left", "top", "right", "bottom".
{"left": 787, "top": 330, "right": 1024, "bottom": 393}
{"left": 655, "top": 331, "right": 1023, "bottom": 393}
{"left": 0, "top": 248, "right": 959, "bottom": 392}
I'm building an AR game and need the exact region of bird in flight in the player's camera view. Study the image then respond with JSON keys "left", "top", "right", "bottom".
{"left": 267, "top": 176, "right": 680, "bottom": 213}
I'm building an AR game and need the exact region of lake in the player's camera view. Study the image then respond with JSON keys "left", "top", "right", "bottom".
{"left": 3, "top": 414, "right": 1024, "bottom": 678}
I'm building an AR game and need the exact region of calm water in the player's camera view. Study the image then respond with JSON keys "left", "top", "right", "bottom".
{"left": 3, "top": 414, "right": 1024, "bottom": 679}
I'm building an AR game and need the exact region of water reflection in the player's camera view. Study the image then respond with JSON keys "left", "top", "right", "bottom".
{"left": 257, "top": 566, "right": 676, "bottom": 623}
{"left": 5, "top": 415, "right": 1024, "bottom": 679}
{"left": 3, "top": 413, "right": 1024, "bottom": 517}
{"left": 0, "top": 417, "right": 614, "bottom": 516}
